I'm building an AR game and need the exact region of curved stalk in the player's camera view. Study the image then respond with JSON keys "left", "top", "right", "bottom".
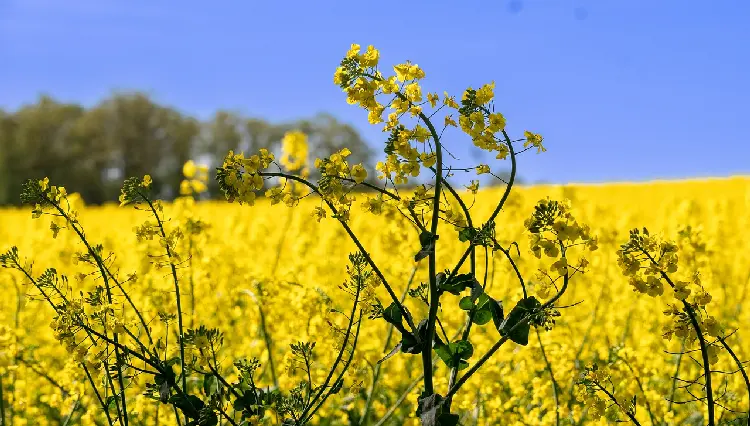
{"left": 259, "top": 172, "right": 417, "bottom": 334}
{"left": 536, "top": 329, "right": 561, "bottom": 426}
{"left": 360, "top": 267, "right": 417, "bottom": 426}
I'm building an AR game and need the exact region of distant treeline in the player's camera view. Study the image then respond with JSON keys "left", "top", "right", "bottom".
{"left": 0, "top": 92, "right": 375, "bottom": 205}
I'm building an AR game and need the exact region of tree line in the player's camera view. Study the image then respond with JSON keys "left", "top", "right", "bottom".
{"left": 0, "top": 92, "right": 375, "bottom": 205}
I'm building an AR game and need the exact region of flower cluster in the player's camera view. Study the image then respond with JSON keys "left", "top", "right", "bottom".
{"left": 525, "top": 198, "right": 597, "bottom": 277}
{"left": 217, "top": 148, "right": 275, "bottom": 205}
{"left": 180, "top": 160, "right": 209, "bottom": 196}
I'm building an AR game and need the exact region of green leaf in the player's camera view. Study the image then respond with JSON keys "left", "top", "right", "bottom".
{"left": 434, "top": 340, "right": 474, "bottom": 370}
{"left": 488, "top": 297, "right": 504, "bottom": 330}
{"left": 169, "top": 393, "right": 205, "bottom": 419}
{"left": 438, "top": 273, "right": 476, "bottom": 295}
{"left": 472, "top": 308, "right": 492, "bottom": 325}
{"left": 499, "top": 297, "right": 541, "bottom": 346}
{"left": 382, "top": 302, "right": 403, "bottom": 327}
{"left": 402, "top": 320, "right": 430, "bottom": 354}
{"left": 401, "top": 332, "right": 423, "bottom": 354}
{"left": 458, "top": 227, "right": 476, "bottom": 243}
{"left": 378, "top": 342, "right": 403, "bottom": 364}
{"left": 459, "top": 296, "right": 474, "bottom": 310}
{"left": 196, "top": 410, "right": 219, "bottom": 426}
{"left": 415, "top": 231, "right": 437, "bottom": 262}
{"left": 203, "top": 375, "right": 219, "bottom": 397}
{"left": 475, "top": 293, "right": 490, "bottom": 308}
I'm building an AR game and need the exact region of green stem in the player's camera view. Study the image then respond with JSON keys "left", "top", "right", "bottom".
{"left": 0, "top": 374, "right": 5, "bottom": 426}
{"left": 372, "top": 374, "right": 424, "bottom": 426}
{"left": 619, "top": 356, "right": 658, "bottom": 425}
{"left": 49, "top": 200, "right": 130, "bottom": 425}
{"left": 360, "top": 267, "right": 417, "bottom": 426}
{"left": 83, "top": 364, "right": 114, "bottom": 426}
{"left": 304, "top": 311, "right": 364, "bottom": 423}
{"left": 421, "top": 93, "right": 444, "bottom": 398}
{"left": 260, "top": 172, "right": 417, "bottom": 334}
{"left": 445, "top": 270, "right": 568, "bottom": 401}
{"left": 717, "top": 336, "right": 750, "bottom": 426}
{"left": 298, "top": 274, "right": 362, "bottom": 422}
{"left": 667, "top": 338, "right": 686, "bottom": 413}
{"left": 536, "top": 329, "right": 560, "bottom": 426}
{"left": 144, "top": 198, "right": 188, "bottom": 407}
{"left": 645, "top": 252, "right": 715, "bottom": 426}
{"left": 594, "top": 382, "right": 642, "bottom": 426}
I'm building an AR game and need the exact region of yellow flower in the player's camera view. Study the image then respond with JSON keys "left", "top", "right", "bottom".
{"left": 350, "top": 164, "right": 368, "bottom": 184}
{"left": 183, "top": 160, "right": 197, "bottom": 179}
{"left": 142, "top": 175, "right": 153, "bottom": 188}
{"left": 427, "top": 92, "right": 439, "bottom": 108}
{"left": 280, "top": 130, "right": 309, "bottom": 171}
{"left": 312, "top": 206, "right": 326, "bottom": 222}
{"left": 393, "top": 62, "right": 425, "bottom": 82}
{"left": 346, "top": 43, "right": 361, "bottom": 59}
{"left": 524, "top": 131, "right": 546, "bottom": 153}
{"left": 361, "top": 45, "right": 380, "bottom": 67}
{"left": 39, "top": 177, "right": 49, "bottom": 191}
{"left": 475, "top": 81, "right": 495, "bottom": 105}
{"left": 404, "top": 82, "right": 423, "bottom": 103}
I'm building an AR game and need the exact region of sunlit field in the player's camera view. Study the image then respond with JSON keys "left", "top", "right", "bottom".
{"left": 2, "top": 176, "right": 749, "bottom": 425}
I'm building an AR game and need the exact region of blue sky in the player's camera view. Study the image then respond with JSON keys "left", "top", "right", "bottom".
{"left": 1, "top": 0, "right": 748, "bottom": 184}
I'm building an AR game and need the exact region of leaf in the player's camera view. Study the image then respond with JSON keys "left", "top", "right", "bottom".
{"left": 382, "top": 302, "right": 403, "bottom": 327}
{"left": 203, "top": 375, "right": 219, "bottom": 397}
{"left": 488, "top": 297, "right": 504, "bottom": 330}
{"left": 434, "top": 340, "right": 473, "bottom": 370}
{"left": 499, "top": 297, "right": 542, "bottom": 346}
{"left": 415, "top": 231, "right": 437, "bottom": 262}
{"left": 378, "top": 341, "right": 403, "bottom": 364}
{"left": 459, "top": 296, "right": 474, "bottom": 310}
{"left": 170, "top": 393, "right": 205, "bottom": 419}
{"left": 416, "top": 393, "right": 459, "bottom": 426}
{"left": 438, "top": 273, "right": 476, "bottom": 295}
{"left": 458, "top": 227, "right": 476, "bottom": 243}
{"left": 475, "top": 293, "right": 490, "bottom": 308}
{"left": 195, "top": 410, "right": 219, "bottom": 426}
{"left": 470, "top": 279, "right": 484, "bottom": 301}
{"left": 472, "top": 308, "right": 492, "bottom": 325}
{"left": 401, "top": 332, "right": 423, "bottom": 354}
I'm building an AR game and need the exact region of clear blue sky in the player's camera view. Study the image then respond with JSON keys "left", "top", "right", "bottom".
{"left": 1, "top": 0, "right": 748, "bottom": 184}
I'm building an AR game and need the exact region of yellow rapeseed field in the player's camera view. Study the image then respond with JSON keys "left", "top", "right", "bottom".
{"left": 2, "top": 176, "right": 749, "bottom": 425}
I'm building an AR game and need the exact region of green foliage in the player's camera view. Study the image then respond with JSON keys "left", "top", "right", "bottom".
{"left": 499, "top": 297, "right": 543, "bottom": 346}
{"left": 0, "top": 95, "right": 374, "bottom": 205}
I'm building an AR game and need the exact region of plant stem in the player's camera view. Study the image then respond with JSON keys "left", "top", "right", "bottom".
{"left": 667, "top": 338, "right": 686, "bottom": 413}
{"left": 717, "top": 336, "right": 750, "bottom": 426}
{"left": 536, "top": 329, "right": 560, "bottom": 426}
{"left": 83, "top": 364, "right": 114, "bottom": 426}
{"left": 360, "top": 267, "right": 417, "bottom": 426}
{"left": 594, "top": 382, "right": 643, "bottom": 426}
{"left": 619, "top": 356, "right": 658, "bottom": 425}
{"left": 144, "top": 198, "right": 188, "bottom": 406}
{"left": 260, "top": 172, "right": 417, "bottom": 333}
{"left": 299, "top": 274, "right": 362, "bottom": 422}
{"left": 0, "top": 374, "right": 5, "bottom": 426}
{"left": 645, "top": 254, "right": 714, "bottom": 426}
{"left": 49, "top": 201, "right": 129, "bottom": 425}
{"left": 445, "top": 271, "right": 568, "bottom": 401}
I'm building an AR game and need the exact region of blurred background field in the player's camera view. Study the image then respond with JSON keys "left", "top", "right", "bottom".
{"left": 2, "top": 176, "right": 749, "bottom": 424}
